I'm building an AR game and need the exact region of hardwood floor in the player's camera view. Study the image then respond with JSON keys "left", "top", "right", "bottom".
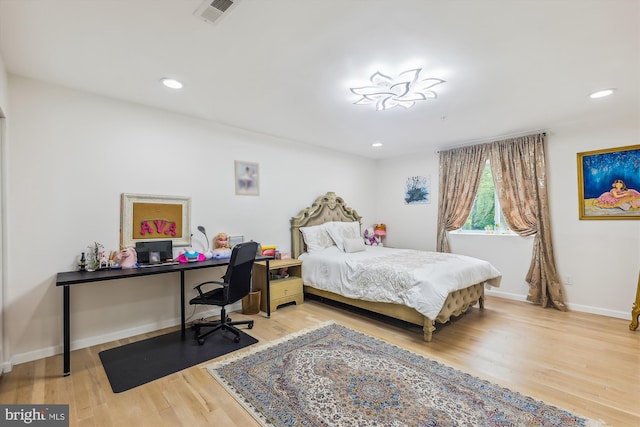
{"left": 1, "top": 296, "right": 638, "bottom": 426}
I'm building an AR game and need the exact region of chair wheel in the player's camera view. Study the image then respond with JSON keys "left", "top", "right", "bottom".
{"left": 226, "top": 317, "right": 232, "bottom": 323}
{"left": 234, "top": 336, "right": 240, "bottom": 343}
{"left": 198, "top": 338, "right": 205, "bottom": 345}
{"left": 248, "top": 321, "right": 254, "bottom": 329}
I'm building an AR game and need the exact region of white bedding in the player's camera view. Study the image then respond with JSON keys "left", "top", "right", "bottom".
{"left": 299, "top": 246, "right": 502, "bottom": 319}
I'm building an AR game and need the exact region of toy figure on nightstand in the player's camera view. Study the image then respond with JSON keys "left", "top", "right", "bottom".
{"left": 212, "top": 232, "right": 232, "bottom": 259}
{"left": 374, "top": 223, "right": 386, "bottom": 247}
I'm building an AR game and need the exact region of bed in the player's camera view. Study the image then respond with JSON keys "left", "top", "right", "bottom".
{"left": 290, "top": 192, "right": 502, "bottom": 341}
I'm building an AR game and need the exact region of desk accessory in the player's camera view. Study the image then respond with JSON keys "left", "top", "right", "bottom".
{"left": 114, "top": 247, "right": 138, "bottom": 268}
{"left": 177, "top": 250, "right": 205, "bottom": 263}
{"left": 78, "top": 252, "right": 86, "bottom": 271}
{"left": 197, "top": 225, "right": 214, "bottom": 259}
{"left": 86, "top": 241, "right": 104, "bottom": 271}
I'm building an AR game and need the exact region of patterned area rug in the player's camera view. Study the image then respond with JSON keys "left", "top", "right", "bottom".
{"left": 207, "top": 322, "right": 605, "bottom": 427}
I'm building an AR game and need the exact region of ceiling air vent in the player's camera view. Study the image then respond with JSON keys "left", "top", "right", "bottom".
{"left": 194, "top": 0, "right": 240, "bottom": 25}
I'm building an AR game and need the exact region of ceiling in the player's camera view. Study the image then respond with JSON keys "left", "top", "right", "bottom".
{"left": 0, "top": 0, "right": 638, "bottom": 159}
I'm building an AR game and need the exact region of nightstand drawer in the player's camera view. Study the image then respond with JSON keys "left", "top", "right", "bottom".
{"left": 253, "top": 259, "right": 304, "bottom": 315}
{"left": 270, "top": 277, "right": 303, "bottom": 299}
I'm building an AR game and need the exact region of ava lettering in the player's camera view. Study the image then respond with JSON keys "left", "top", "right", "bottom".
{"left": 140, "top": 219, "right": 177, "bottom": 237}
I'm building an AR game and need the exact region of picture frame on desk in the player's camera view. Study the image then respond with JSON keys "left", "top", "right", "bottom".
{"left": 228, "top": 235, "right": 244, "bottom": 248}
{"left": 120, "top": 193, "right": 192, "bottom": 247}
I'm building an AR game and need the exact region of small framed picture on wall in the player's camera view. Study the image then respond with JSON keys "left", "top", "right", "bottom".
{"left": 235, "top": 161, "right": 259, "bottom": 196}
{"left": 404, "top": 175, "right": 431, "bottom": 204}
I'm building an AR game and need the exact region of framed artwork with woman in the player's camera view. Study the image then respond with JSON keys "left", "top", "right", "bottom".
{"left": 577, "top": 145, "right": 640, "bottom": 220}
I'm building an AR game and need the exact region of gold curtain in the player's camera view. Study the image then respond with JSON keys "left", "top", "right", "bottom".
{"left": 489, "top": 133, "right": 566, "bottom": 310}
{"left": 437, "top": 133, "right": 567, "bottom": 311}
{"left": 436, "top": 144, "right": 488, "bottom": 252}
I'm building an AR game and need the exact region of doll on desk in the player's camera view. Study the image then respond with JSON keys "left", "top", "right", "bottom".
{"left": 212, "top": 232, "right": 232, "bottom": 259}
{"left": 174, "top": 232, "right": 231, "bottom": 263}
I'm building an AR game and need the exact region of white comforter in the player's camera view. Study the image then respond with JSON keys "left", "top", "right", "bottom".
{"left": 299, "top": 246, "right": 502, "bottom": 319}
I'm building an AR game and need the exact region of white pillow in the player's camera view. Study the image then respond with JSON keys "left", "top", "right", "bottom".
{"left": 300, "top": 224, "right": 335, "bottom": 253}
{"left": 325, "top": 221, "right": 361, "bottom": 252}
{"left": 343, "top": 237, "right": 366, "bottom": 253}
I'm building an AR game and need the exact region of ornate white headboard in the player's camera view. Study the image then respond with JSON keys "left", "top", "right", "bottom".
{"left": 290, "top": 192, "right": 362, "bottom": 259}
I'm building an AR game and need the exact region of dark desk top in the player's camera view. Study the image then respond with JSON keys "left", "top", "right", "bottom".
{"left": 56, "top": 255, "right": 272, "bottom": 286}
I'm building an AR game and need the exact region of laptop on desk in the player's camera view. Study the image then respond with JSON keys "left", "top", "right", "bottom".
{"left": 136, "top": 240, "right": 176, "bottom": 266}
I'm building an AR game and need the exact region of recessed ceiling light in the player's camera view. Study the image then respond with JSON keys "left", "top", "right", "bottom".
{"left": 372, "top": 142, "right": 383, "bottom": 148}
{"left": 160, "top": 78, "right": 183, "bottom": 89}
{"left": 589, "top": 88, "right": 615, "bottom": 99}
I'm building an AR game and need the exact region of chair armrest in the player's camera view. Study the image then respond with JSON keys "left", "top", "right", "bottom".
{"left": 193, "top": 280, "right": 225, "bottom": 298}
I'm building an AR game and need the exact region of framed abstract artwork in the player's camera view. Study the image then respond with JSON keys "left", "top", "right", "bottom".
{"left": 120, "top": 193, "right": 192, "bottom": 247}
{"left": 235, "top": 161, "right": 259, "bottom": 196}
{"left": 577, "top": 144, "right": 640, "bottom": 220}
{"left": 404, "top": 175, "right": 430, "bottom": 204}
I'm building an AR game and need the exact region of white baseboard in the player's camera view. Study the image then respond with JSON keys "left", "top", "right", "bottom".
{"left": 485, "top": 289, "right": 528, "bottom": 302}
{"left": 3, "top": 303, "right": 241, "bottom": 373}
{"left": 0, "top": 361, "right": 11, "bottom": 374}
{"left": 485, "top": 289, "right": 631, "bottom": 320}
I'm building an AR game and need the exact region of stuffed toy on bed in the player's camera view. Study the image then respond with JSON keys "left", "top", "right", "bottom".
{"left": 363, "top": 227, "right": 379, "bottom": 246}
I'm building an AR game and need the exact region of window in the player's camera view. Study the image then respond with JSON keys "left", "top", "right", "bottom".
{"left": 461, "top": 160, "right": 511, "bottom": 233}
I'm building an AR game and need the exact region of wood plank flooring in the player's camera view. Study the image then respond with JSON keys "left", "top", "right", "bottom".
{"left": 0, "top": 296, "right": 638, "bottom": 426}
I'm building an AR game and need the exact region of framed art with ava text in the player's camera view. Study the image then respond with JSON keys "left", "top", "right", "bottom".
{"left": 577, "top": 144, "right": 640, "bottom": 220}
{"left": 120, "top": 193, "right": 192, "bottom": 247}
{"left": 235, "top": 160, "right": 259, "bottom": 196}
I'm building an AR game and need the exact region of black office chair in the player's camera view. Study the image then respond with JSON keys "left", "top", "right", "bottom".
{"left": 189, "top": 241, "right": 259, "bottom": 345}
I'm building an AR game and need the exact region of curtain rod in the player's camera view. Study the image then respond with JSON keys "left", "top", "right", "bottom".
{"left": 435, "top": 130, "right": 547, "bottom": 153}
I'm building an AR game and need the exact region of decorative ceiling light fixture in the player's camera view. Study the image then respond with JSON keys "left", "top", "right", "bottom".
{"left": 350, "top": 68, "right": 445, "bottom": 111}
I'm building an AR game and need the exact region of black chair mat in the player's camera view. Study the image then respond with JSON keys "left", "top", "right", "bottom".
{"left": 99, "top": 328, "right": 258, "bottom": 393}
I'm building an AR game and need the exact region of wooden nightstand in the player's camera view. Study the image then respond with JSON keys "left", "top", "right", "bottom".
{"left": 252, "top": 259, "right": 303, "bottom": 316}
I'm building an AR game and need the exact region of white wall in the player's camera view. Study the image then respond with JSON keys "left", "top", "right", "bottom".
{"left": 0, "top": 54, "right": 7, "bottom": 109}
{"left": 376, "top": 113, "right": 640, "bottom": 320}
{"left": 375, "top": 155, "right": 440, "bottom": 251}
{"left": 4, "top": 75, "right": 377, "bottom": 367}
{"left": 0, "top": 52, "right": 8, "bottom": 373}
{"left": 3, "top": 73, "right": 638, "bottom": 370}
{"left": 546, "top": 113, "right": 640, "bottom": 317}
